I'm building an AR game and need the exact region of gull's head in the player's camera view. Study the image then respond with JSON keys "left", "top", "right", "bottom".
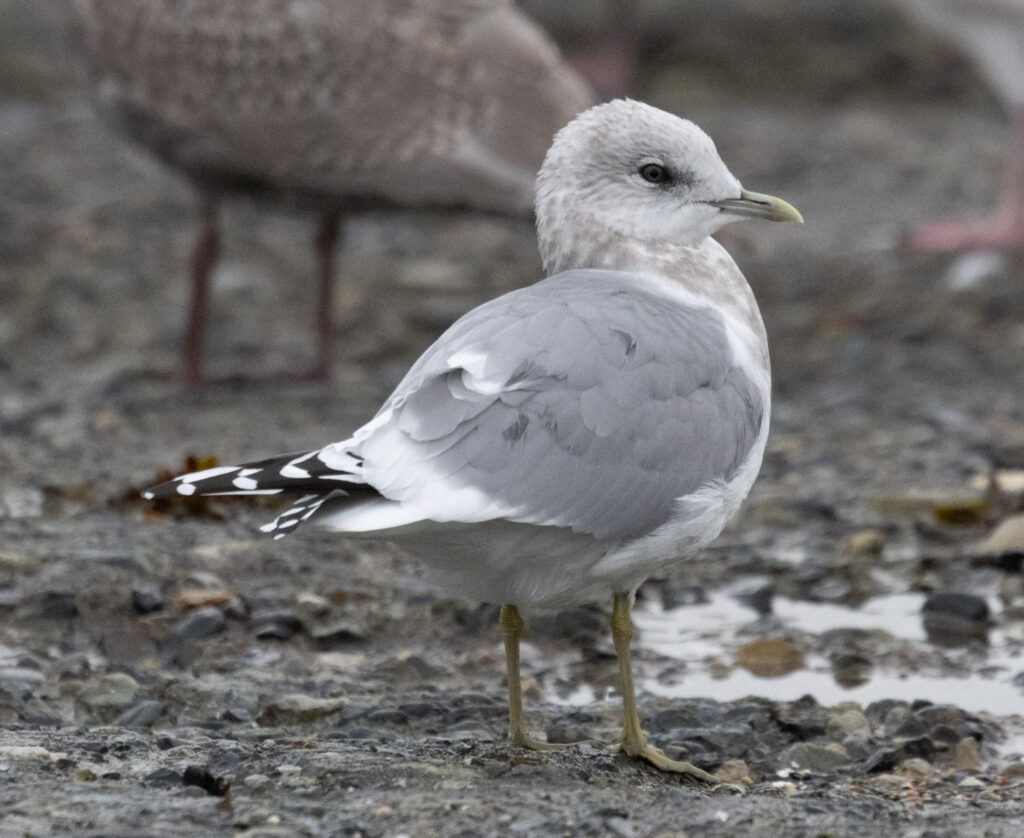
{"left": 535, "top": 100, "right": 801, "bottom": 271}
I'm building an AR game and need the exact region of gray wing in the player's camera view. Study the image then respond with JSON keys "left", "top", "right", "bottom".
{"left": 342, "top": 270, "right": 765, "bottom": 540}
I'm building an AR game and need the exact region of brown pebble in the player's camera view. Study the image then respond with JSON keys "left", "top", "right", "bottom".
{"left": 734, "top": 638, "right": 805, "bottom": 677}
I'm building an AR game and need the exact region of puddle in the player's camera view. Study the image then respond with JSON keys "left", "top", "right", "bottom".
{"left": 631, "top": 592, "right": 1024, "bottom": 717}
{"left": 544, "top": 592, "right": 1024, "bottom": 718}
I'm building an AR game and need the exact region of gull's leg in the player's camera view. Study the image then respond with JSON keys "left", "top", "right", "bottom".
{"left": 906, "top": 106, "right": 1024, "bottom": 251}
{"left": 609, "top": 591, "right": 716, "bottom": 781}
{"left": 183, "top": 194, "right": 220, "bottom": 387}
{"left": 500, "top": 604, "right": 569, "bottom": 751}
{"left": 309, "top": 208, "right": 342, "bottom": 381}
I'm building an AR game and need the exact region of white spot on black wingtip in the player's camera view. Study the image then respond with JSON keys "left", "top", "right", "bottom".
{"left": 177, "top": 483, "right": 197, "bottom": 496}
{"left": 233, "top": 477, "right": 259, "bottom": 490}
{"left": 142, "top": 491, "right": 154, "bottom": 500}
{"left": 281, "top": 464, "right": 311, "bottom": 479}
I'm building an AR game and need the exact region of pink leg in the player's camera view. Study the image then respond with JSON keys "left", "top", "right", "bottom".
{"left": 309, "top": 208, "right": 342, "bottom": 381}
{"left": 906, "top": 107, "right": 1024, "bottom": 251}
{"left": 183, "top": 196, "right": 220, "bottom": 387}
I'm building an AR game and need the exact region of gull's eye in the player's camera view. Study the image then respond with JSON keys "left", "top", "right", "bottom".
{"left": 639, "top": 163, "right": 669, "bottom": 185}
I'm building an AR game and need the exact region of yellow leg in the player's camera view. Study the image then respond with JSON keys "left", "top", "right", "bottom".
{"left": 500, "top": 604, "right": 569, "bottom": 751}
{"left": 610, "top": 592, "right": 716, "bottom": 781}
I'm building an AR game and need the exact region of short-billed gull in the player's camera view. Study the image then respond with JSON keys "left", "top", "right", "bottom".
{"left": 61, "top": 0, "right": 592, "bottom": 384}
{"left": 144, "top": 99, "right": 802, "bottom": 778}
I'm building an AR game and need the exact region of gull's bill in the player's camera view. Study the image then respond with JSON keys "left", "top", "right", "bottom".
{"left": 708, "top": 189, "right": 803, "bottom": 223}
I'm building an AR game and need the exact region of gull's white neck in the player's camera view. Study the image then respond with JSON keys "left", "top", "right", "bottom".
{"left": 538, "top": 212, "right": 768, "bottom": 357}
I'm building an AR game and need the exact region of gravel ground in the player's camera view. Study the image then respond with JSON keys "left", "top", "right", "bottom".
{"left": 3, "top": 1, "right": 1024, "bottom": 836}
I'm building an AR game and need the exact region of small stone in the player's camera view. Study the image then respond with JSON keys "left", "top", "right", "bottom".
{"left": 922, "top": 592, "right": 990, "bottom": 622}
{"left": 77, "top": 673, "right": 141, "bottom": 720}
{"left": 774, "top": 695, "right": 828, "bottom": 739}
{"left": 243, "top": 773, "right": 271, "bottom": 788}
{"left": 781, "top": 742, "right": 849, "bottom": 773}
{"left": 182, "top": 764, "right": 230, "bottom": 797}
{"left": 864, "top": 747, "right": 899, "bottom": 774}
{"left": 977, "top": 514, "right": 1024, "bottom": 555}
{"left": 897, "top": 758, "right": 934, "bottom": 779}
{"left": 954, "top": 737, "right": 982, "bottom": 771}
{"left": 166, "top": 607, "right": 226, "bottom": 648}
{"left": 144, "top": 767, "right": 182, "bottom": 786}
{"left": 131, "top": 586, "right": 164, "bottom": 615}
{"left": 0, "top": 487, "right": 44, "bottom": 519}
{"left": 175, "top": 588, "right": 232, "bottom": 611}
{"left": 922, "top": 593, "right": 989, "bottom": 646}
{"left": 295, "top": 592, "right": 331, "bottom": 616}
{"left": 310, "top": 621, "right": 366, "bottom": 648}
{"left": 115, "top": 700, "right": 164, "bottom": 729}
{"left": 258, "top": 694, "right": 345, "bottom": 726}
{"left": 731, "top": 580, "right": 774, "bottom": 616}
{"left": 827, "top": 705, "right": 871, "bottom": 738}
{"left": 32, "top": 590, "right": 78, "bottom": 619}
{"left": 0, "top": 667, "right": 45, "bottom": 695}
{"left": 249, "top": 610, "right": 305, "bottom": 641}
{"left": 734, "top": 638, "right": 804, "bottom": 677}
{"left": 840, "top": 529, "right": 885, "bottom": 558}
{"left": 958, "top": 776, "right": 985, "bottom": 788}
{"left": 546, "top": 710, "right": 598, "bottom": 744}
{"left": 1000, "top": 762, "right": 1024, "bottom": 778}
{"left": 712, "top": 758, "right": 751, "bottom": 784}
{"left": 658, "top": 582, "right": 709, "bottom": 610}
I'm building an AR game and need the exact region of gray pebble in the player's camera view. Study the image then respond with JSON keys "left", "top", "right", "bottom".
{"left": 131, "top": 586, "right": 164, "bottom": 615}
{"left": 115, "top": 700, "right": 164, "bottom": 729}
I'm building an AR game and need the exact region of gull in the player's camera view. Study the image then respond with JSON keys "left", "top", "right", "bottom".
{"left": 143, "top": 99, "right": 802, "bottom": 778}
{"left": 61, "top": 0, "right": 592, "bottom": 384}
{"left": 897, "top": 0, "right": 1024, "bottom": 249}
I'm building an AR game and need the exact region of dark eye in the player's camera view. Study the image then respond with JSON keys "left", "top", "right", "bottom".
{"left": 639, "top": 163, "right": 669, "bottom": 184}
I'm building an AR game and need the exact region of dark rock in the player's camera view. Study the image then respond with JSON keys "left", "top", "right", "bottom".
{"left": 733, "top": 581, "right": 775, "bottom": 616}
{"left": 115, "top": 700, "right": 164, "bottom": 729}
{"left": 144, "top": 767, "right": 182, "bottom": 786}
{"left": 863, "top": 747, "right": 899, "bottom": 773}
{"left": 842, "top": 734, "right": 873, "bottom": 761}
{"left": 781, "top": 742, "right": 849, "bottom": 773}
{"left": 659, "top": 582, "right": 709, "bottom": 611}
{"left": 397, "top": 702, "right": 444, "bottom": 720}
{"left": 131, "top": 586, "right": 164, "bottom": 615}
{"left": 249, "top": 610, "right": 305, "bottom": 641}
{"left": 922, "top": 593, "right": 990, "bottom": 646}
{"left": 182, "top": 764, "right": 230, "bottom": 797}
{"left": 221, "top": 706, "right": 255, "bottom": 724}
{"left": 366, "top": 708, "right": 408, "bottom": 725}
{"left": 648, "top": 700, "right": 726, "bottom": 733}
{"left": 546, "top": 710, "right": 599, "bottom": 744}
{"left": 654, "top": 724, "right": 752, "bottom": 766}
{"left": 774, "top": 695, "right": 828, "bottom": 739}
{"left": 164, "top": 606, "right": 226, "bottom": 660}
{"left": 32, "top": 590, "right": 78, "bottom": 619}
{"left": 529, "top": 605, "right": 606, "bottom": 645}
{"left": 896, "top": 736, "right": 936, "bottom": 761}
{"left": 453, "top": 602, "right": 502, "bottom": 634}
{"left": 310, "top": 621, "right": 367, "bottom": 648}
{"left": 865, "top": 699, "right": 910, "bottom": 731}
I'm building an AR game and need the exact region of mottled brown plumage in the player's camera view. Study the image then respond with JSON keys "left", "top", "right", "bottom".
{"left": 60, "top": 0, "right": 593, "bottom": 382}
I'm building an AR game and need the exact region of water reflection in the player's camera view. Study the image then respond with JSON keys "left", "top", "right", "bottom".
{"left": 620, "top": 591, "right": 1022, "bottom": 717}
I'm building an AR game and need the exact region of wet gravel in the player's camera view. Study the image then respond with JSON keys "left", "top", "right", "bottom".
{"left": 4, "top": 1, "right": 1024, "bottom": 835}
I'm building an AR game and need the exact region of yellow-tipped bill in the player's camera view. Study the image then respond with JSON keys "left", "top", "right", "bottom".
{"left": 709, "top": 189, "right": 803, "bottom": 223}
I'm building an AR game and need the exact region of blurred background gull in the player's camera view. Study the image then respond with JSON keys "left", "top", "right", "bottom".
{"left": 2, "top": 0, "right": 1024, "bottom": 826}
{"left": 55, "top": 0, "right": 593, "bottom": 385}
